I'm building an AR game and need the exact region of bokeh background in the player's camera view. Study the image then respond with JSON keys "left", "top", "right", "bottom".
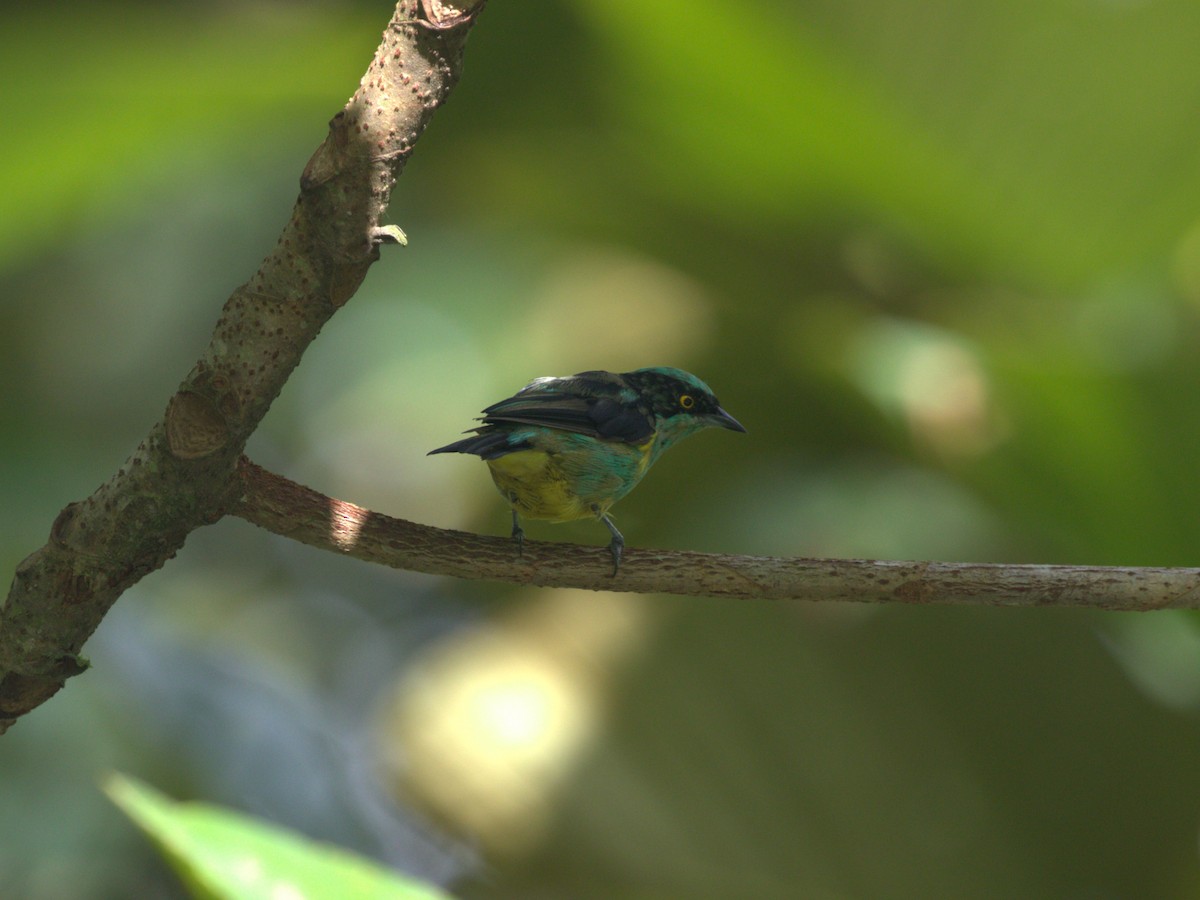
{"left": 5, "top": 0, "right": 1200, "bottom": 896}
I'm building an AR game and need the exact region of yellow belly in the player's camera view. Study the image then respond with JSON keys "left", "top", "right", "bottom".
{"left": 485, "top": 440, "right": 653, "bottom": 523}
{"left": 486, "top": 450, "right": 593, "bottom": 522}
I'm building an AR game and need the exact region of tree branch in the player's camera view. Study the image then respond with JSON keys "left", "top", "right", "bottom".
{"left": 0, "top": 0, "right": 485, "bottom": 734}
{"left": 232, "top": 460, "right": 1200, "bottom": 611}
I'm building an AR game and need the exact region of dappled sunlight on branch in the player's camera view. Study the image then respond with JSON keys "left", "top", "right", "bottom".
{"left": 327, "top": 497, "right": 369, "bottom": 551}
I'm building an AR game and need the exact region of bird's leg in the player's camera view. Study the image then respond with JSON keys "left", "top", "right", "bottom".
{"left": 508, "top": 497, "right": 525, "bottom": 555}
{"left": 595, "top": 509, "right": 624, "bottom": 576}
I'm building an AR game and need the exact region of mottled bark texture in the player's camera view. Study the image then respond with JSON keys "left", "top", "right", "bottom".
{"left": 0, "top": 1, "right": 485, "bottom": 733}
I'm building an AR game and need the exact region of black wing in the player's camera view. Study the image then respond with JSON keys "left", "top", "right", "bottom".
{"left": 479, "top": 372, "right": 655, "bottom": 444}
{"left": 428, "top": 430, "right": 529, "bottom": 459}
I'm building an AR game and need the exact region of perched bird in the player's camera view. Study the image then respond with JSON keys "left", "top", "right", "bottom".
{"left": 429, "top": 367, "right": 745, "bottom": 575}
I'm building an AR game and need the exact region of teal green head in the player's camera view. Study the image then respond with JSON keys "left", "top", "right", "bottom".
{"left": 429, "top": 367, "right": 745, "bottom": 574}
{"left": 617, "top": 366, "right": 745, "bottom": 462}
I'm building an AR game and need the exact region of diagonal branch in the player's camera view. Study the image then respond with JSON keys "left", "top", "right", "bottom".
{"left": 0, "top": 0, "right": 486, "bottom": 734}
{"left": 233, "top": 460, "right": 1200, "bottom": 611}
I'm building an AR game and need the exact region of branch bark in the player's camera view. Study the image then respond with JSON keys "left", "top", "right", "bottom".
{"left": 232, "top": 460, "right": 1200, "bottom": 611}
{"left": 0, "top": 0, "right": 485, "bottom": 734}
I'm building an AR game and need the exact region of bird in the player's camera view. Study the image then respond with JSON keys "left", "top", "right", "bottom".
{"left": 429, "top": 367, "right": 745, "bottom": 575}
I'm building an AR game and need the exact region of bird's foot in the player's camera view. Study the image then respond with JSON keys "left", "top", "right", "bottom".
{"left": 596, "top": 511, "right": 625, "bottom": 577}
{"left": 510, "top": 507, "right": 524, "bottom": 557}
{"left": 607, "top": 535, "right": 624, "bottom": 577}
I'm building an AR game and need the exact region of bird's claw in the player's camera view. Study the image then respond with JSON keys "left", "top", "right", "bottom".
{"left": 510, "top": 507, "right": 524, "bottom": 557}
{"left": 596, "top": 510, "right": 624, "bottom": 577}
{"left": 608, "top": 536, "right": 623, "bottom": 577}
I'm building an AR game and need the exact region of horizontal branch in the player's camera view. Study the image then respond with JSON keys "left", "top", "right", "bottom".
{"left": 232, "top": 460, "right": 1200, "bottom": 611}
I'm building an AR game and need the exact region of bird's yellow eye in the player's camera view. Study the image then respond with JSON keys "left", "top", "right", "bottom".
{"left": 679, "top": 394, "right": 695, "bottom": 410}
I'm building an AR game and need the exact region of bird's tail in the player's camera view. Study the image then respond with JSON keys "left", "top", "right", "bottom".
{"left": 427, "top": 430, "right": 519, "bottom": 459}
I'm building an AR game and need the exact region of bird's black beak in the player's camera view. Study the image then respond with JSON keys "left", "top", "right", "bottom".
{"left": 710, "top": 407, "right": 746, "bottom": 433}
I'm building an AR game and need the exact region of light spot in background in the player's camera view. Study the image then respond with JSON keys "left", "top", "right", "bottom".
{"left": 377, "top": 589, "right": 653, "bottom": 858}
{"left": 520, "top": 247, "right": 714, "bottom": 372}
{"left": 1102, "top": 612, "right": 1200, "bottom": 711}
{"left": 849, "top": 317, "right": 1002, "bottom": 459}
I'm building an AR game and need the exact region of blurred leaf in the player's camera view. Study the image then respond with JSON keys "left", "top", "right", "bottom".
{"left": 104, "top": 774, "right": 453, "bottom": 900}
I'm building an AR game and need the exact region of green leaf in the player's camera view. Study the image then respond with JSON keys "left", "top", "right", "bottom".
{"left": 104, "top": 774, "right": 454, "bottom": 900}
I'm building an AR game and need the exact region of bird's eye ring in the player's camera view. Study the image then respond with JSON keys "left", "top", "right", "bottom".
{"left": 679, "top": 394, "right": 695, "bottom": 410}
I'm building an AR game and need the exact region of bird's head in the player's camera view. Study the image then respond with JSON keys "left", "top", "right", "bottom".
{"left": 622, "top": 367, "right": 745, "bottom": 451}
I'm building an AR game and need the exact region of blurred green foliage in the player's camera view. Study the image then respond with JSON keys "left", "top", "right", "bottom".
{"left": 106, "top": 774, "right": 452, "bottom": 899}
{"left": 4, "top": 1, "right": 1200, "bottom": 897}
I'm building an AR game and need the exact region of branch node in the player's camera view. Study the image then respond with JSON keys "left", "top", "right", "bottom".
{"left": 165, "top": 391, "right": 231, "bottom": 460}
{"left": 49, "top": 502, "right": 81, "bottom": 548}
{"left": 416, "top": 0, "right": 487, "bottom": 30}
